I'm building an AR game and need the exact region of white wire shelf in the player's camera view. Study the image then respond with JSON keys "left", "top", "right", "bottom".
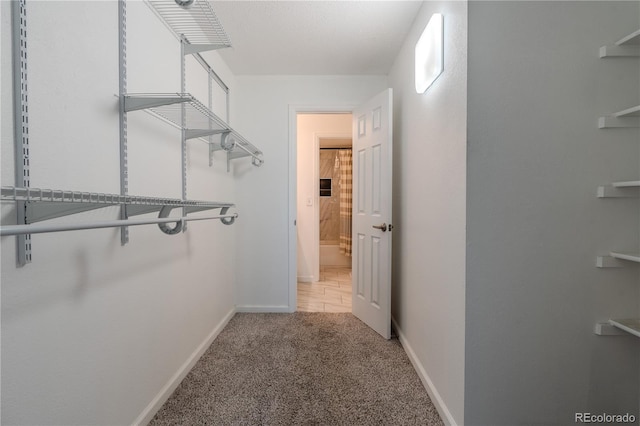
{"left": 124, "top": 93, "right": 263, "bottom": 167}
{"left": 1, "top": 186, "right": 234, "bottom": 224}
{"left": 600, "top": 28, "right": 640, "bottom": 57}
{"left": 145, "top": 0, "right": 231, "bottom": 54}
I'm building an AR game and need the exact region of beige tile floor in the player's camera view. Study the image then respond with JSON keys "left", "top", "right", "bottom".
{"left": 297, "top": 266, "right": 352, "bottom": 313}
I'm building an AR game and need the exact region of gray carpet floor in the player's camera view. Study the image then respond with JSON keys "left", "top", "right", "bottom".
{"left": 150, "top": 313, "right": 444, "bottom": 425}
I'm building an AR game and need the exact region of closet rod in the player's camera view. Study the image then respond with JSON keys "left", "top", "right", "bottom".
{"left": 0, "top": 213, "right": 238, "bottom": 236}
{"left": 319, "top": 147, "right": 352, "bottom": 150}
{"left": 232, "top": 139, "right": 264, "bottom": 165}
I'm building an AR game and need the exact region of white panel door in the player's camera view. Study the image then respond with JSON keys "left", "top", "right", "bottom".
{"left": 352, "top": 89, "right": 393, "bottom": 339}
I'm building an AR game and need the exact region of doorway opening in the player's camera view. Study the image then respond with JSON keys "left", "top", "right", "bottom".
{"left": 295, "top": 113, "right": 353, "bottom": 312}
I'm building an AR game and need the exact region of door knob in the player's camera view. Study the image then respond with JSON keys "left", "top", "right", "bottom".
{"left": 372, "top": 223, "right": 387, "bottom": 232}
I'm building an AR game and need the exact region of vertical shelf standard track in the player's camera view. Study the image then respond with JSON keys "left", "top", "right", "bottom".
{"left": 118, "top": 0, "right": 129, "bottom": 244}
{"left": 180, "top": 36, "right": 188, "bottom": 231}
{"left": 12, "top": 0, "right": 31, "bottom": 266}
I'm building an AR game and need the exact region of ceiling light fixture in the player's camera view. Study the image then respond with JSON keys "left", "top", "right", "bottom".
{"left": 415, "top": 13, "right": 444, "bottom": 94}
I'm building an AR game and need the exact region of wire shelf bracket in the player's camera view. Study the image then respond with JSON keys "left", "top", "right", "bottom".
{"left": 118, "top": 0, "right": 130, "bottom": 245}
{"left": 123, "top": 93, "right": 264, "bottom": 167}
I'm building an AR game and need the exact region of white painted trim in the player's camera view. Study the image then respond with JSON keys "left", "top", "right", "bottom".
{"left": 288, "top": 106, "right": 298, "bottom": 315}
{"left": 297, "top": 275, "right": 315, "bottom": 283}
{"left": 288, "top": 104, "right": 356, "bottom": 320}
{"left": 392, "top": 317, "right": 459, "bottom": 426}
{"left": 312, "top": 131, "right": 320, "bottom": 282}
{"left": 133, "top": 307, "right": 237, "bottom": 426}
{"left": 235, "top": 305, "right": 292, "bottom": 313}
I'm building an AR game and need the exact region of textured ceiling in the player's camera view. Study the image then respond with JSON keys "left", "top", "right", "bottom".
{"left": 211, "top": 1, "right": 423, "bottom": 75}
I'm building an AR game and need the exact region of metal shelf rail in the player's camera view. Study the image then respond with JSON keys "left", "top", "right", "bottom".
{"left": 0, "top": 186, "right": 237, "bottom": 237}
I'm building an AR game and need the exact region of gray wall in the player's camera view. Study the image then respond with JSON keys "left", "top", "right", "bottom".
{"left": 465, "top": 2, "right": 640, "bottom": 424}
{"left": 388, "top": 2, "right": 468, "bottom": 423}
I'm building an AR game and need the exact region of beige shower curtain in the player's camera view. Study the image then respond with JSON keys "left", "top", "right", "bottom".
{"left": 338, "top": 150, "right": 352, "bottom": 257}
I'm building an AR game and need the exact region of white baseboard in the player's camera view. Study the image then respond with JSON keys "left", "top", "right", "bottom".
{"left": 297, "top": 275, "right": 314, "bottom": 283}
{"left": 132, "top": 307, "right": 237, "bottom": 426}
{"left": 235, "top": 305, "right": 292, "bottom": 313}
{"left": 392, "top": 317, "right": 459, "bottom": 426}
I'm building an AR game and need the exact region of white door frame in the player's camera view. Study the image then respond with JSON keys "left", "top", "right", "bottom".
{"left": 288, "top": 104, "right": 356, "bottom": 312}
{"left": 313, "top": 131, "right": 352, "bottom": 276}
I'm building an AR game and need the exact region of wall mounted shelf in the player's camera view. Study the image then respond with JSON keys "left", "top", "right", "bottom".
{"left": 594, "top": 322, "right": 627, "bottom": 336}
{"left": 124, "top": 93, "right": 263, "bottom": 166}
{"left": 596, "top": 252, "right": 640, "bottom": 268}
{"left": 0, "top": 186, "right": 237, "bottom": 236}
{"left": 598, "top": 105, "right": 640, "bottom": 128}
{"left": 594, "top": 27, "right": 640, "bottom": 338}
{"left": 597, "top": 180, "right": 640, "bottom": 198}
{"left": 595, "top": 255, "right": 624, "bottom": 268}
{"left": 617, "top": 29, "right": 640, "bottom": 45}
{"left": 595, "top": 319, "right": 640, "bottom": 337}
{"left": 132, "top": 0, "right": 264, "bottom": 176}
{"left": 611, "top": 180, "right": 640, "bottom": 187}
{"left": 608, "top": 319, "right": 640, "bottom": 338}
{"left": 610, "top": 251, "right": 640, "bottom": 263}
{"left": 146, "top": 0, "right": 231, "bottom": 54}
{"left": 599, "top": 28, "right": 640, "bottom": 57}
